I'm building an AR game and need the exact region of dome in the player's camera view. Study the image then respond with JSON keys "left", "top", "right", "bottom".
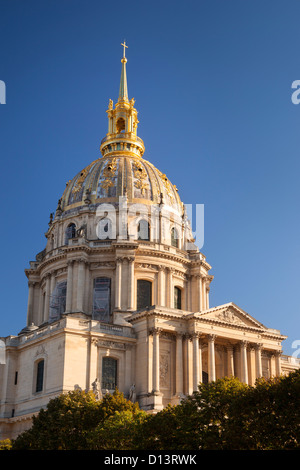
{"left": 60, "top": 154, "right": 183, "bottom": 215}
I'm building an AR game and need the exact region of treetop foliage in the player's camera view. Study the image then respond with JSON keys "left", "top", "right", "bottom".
{"left": 3, "top": 370, "right": 300, "bottom": 450}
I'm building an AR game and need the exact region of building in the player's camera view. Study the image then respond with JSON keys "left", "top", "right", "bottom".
{"left": 0, "top": 44, "right": 299, "bottom": 440}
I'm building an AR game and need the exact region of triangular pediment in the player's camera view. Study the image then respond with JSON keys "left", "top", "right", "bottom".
{"left": 196, "top": 303, "right": 266, "bottom": 330}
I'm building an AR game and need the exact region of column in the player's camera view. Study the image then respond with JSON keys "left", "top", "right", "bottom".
{"left": 275, "top": 351, "right": 282, "bottom": 376}
{"left": 187, "top": 275, "right": 193, "bottom": 311}
{"left": 77, "top": 259, "right": 86, "bottom": 312}
{"left": 175, "top": 333, "right": 184, "bottom": 396}
{"left": 193, "top": 334, "right": 200, "bottom": 391}
{"left": 65, "top": 260, "right": 74, "bottom": 313}
{"left": 270, "top": 354, "right": 276, "bottom": 377}
{"left": 127, "top": 257, "right": 135, "bottom": 310}
{"left": 197, "top": 276, "right": 202, "bottom": 312}
{"left": 227, "top": 344, "right": 235, "bottom": 377}
{"left": 88, "top": 338, "right": 98, "bottom": 391}
{"left": 43, "top": 274, "right": 51, "bottom": 322}
{"left": 115, "top": 257, "right": 122, "bottom": 310}
{"left": 38, "top": 283, "right": 44, "bottom": 325}
{"left": 240, "top": 340, "right": 248, "bottom": 384}
{"left": 49, "top": 271, "right": 56, "bottom": 320}
{"left": 168, "top": 268, "right": 173, "bottom": 308}
{"left": 124, "top": 344, "right": 133, "bottom": 394}
{"left": 206, "top": 286, "right": 210, "bottom": 310}
{"left": 255, "top": 344, "right": 262, "bottom": 379}
{"left": 208, "top": 334, "right": 216, "bottom": 382}
{"left": 147, "top": 331, "right": 153, "bottom": 394}
{"left": 199, "top": 338, "right": 203, "bottom": 384}
{"left": 152, "top": 328, "right": 160, "bottom": 393}
{"left": 26, "top": 281, "right": 35, "bottom": 325}
{"left": 84, "top": 262, "right": 90, "bottom": 313}
{"left": 157, "top": 266, "right": 165, "bottom": 307}
{"left": 202, "top": 277, "right": 207, "bottom": 311}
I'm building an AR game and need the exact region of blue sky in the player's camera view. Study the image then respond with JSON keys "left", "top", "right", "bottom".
{"left": 0, "top": 0, "right": 299, "bottom": 356}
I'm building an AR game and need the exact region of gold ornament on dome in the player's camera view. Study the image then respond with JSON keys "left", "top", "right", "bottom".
{"left": 72, "top": 160, "right": 97, "bottom": 194}
{"left": 101, "top": 158, "right": 118, "bottom": 193}
{"left": 132, "top": 159, "right": 150, "bottom": 195}
{"left": 156, "top": 169, "right": 174, "bottom": 200}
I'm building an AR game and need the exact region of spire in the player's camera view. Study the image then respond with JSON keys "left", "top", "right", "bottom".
{"left": 119, "top": 41, "right": 128, "bottom": 102}
{"left": 100, "top": 42, "right": 145, "bottom": 158}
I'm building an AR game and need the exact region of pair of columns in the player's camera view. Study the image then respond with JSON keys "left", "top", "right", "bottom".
{"left": 195, "top": 275, "right": 209, "bottom": 312}
{"left": 148, "top": 330, "right": 211, "bottom": 397}
{"left": 115, "top": 256, "right": 135, "bottom": 310}
{"left": 41, "top": 259, "right": 88, "bottom": 322}
{"left": 65, "top": 259, "right": 88, "bottom": 314}
{"left": 157, "top": 266, "right": 174, "bottom": 308}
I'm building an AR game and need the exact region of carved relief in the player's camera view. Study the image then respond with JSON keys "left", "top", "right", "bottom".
{"left": 215, "top": 310, "right": 244, "bottom": 325}
{"left": 159, "top": 351, "right": 170, "bottom": 388}
{"left": 97, "top": 340, "right": 126, "bottom": 350}
{"left": 131, "top": 159, "right": 150, "bottom": 195}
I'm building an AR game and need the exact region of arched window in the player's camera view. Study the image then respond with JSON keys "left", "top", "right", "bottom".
{"left": 137, "top": 280, "right": 152, "bottom": 310}
{"left": 65, "top": 223, "right": 76, "bottom": 244}
{"left": 93, "top": 278, "right": 111, "bottom": 322}
{"left": 102, "top": 357, "right": 117, "bottom": 390}
{"left": 49, "top": 281, "right": 67, "bottom": 322}
{"left": 116, "top": 117, "right": 125, "bottom": 133}
{"left": 174, "top": 286, "right": 182, "bottom": 310}
{"left": 171, "top": 227, "right": 179, "bottom": 248}
{"left": 138, "top": 219, "right": 150, "bottom": 241}
{"left": 35, "top": 359, "right": 44, "bottom": 393}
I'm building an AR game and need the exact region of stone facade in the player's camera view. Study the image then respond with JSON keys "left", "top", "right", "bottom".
{"left": 0, "top": 45, "right": 299, "bottom": 440}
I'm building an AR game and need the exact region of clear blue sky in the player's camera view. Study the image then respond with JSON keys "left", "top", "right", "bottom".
{"left": 0, "top": 0, "right": 299, "bottom": 356}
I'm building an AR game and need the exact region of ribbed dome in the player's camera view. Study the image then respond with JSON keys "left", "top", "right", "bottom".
{"left": 60, "top": 154, "right": 183, "bottom": 214}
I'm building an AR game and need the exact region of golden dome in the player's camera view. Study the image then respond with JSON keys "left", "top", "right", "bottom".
{"left": 60, "top": 154, "right": 183, "bottom": 214}
{"left": 59, "top": 43, "right": 183, "bottom": 217}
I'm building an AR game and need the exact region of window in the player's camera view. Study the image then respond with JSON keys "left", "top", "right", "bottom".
{"left": 171, "top": 227, "right": 179, "bottom": 248}
{"left": 36, "top": 359, "right": 44, "bottom": 393}
{"left": 174, "top": 286, "right": 182, "bottom": 310}
{"left": 102, "top": 357, "right": 117, "bottom": 390}
{"left": 138, "top": 219, "right": 150, "bottom": 241}
{"left": 49, "top": 281, "right": 67, "bottom": 322}
{"left": 93, "top": 278, "right": 111, "bottom": 322}
{"left": 137, "top": 280, "right": 152, "bottom": 310}
{"left": 202, "top": 371, "right": 209, "bottom": 384}
{"left": 65, "top": 223, "right": 76, "bottom": 244}
{"left": 116, "top": 118, "right": 125, "bottom": 133}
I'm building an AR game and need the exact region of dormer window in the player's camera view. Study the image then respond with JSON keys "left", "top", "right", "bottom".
{"left": 138, "top": 219, "right": 150, "bottom": 241}
{"left": 171, "top": 227, "right": 179, "bottom": 248}
{"left": 65, "top": 223, "right": 76, "bottom": 244}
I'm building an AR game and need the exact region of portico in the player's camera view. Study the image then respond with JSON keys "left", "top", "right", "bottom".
{"left": 128, "top": 302, "right": 286, "bottom": 409}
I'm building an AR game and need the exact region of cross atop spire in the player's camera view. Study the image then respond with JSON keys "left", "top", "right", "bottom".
{"left": 121, "top": 41, "right": 128, "bottom": 59}
{"left": 119, "top": 40, "right": 128, "bottom": 101}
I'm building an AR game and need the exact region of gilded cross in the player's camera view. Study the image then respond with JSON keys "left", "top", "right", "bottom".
{"left": 121, "top": 41, "right": 128, "bottom": 58}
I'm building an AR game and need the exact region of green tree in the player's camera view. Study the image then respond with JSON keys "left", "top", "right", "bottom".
{"left": 12, "top": 388, "right": 142, "bottom": 450}
{"left": 87, "top": 409, "right": 148, "bottom": 450}
{"left": 228, "top": 370, "right": 300, "bottom": 449}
